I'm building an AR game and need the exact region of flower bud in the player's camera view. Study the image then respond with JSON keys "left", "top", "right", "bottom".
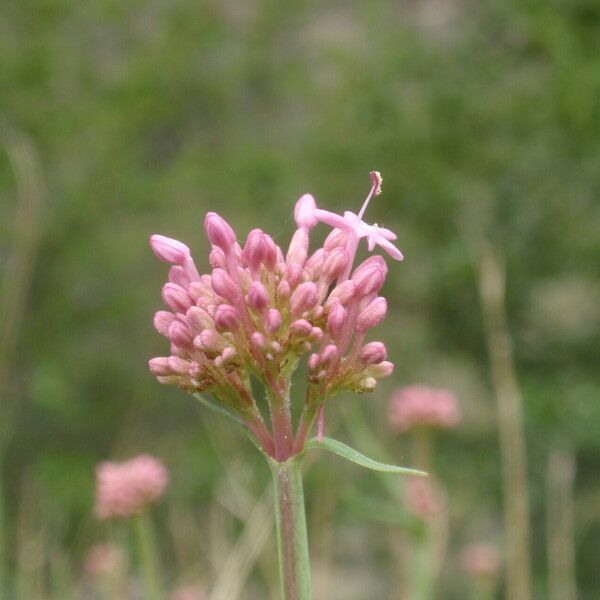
{"left": 287, "top": 229, "right": 309, "bottom": 267}
{"left": 308, "top": 353, "right": 319, "bottom": 371}
{"left": 186, "top": 306, "right": 213, "bottom": 331}
{"left": 320, "top": 344, "right": 338, "bottom": 364}
{"left": 251, "top": 332, "right": 267, "bottom": 350}
{"left": 263, "top": 234, "right": 279, "bottom": 271}
{"left": 360, "top": 341, "right": 387, "bottom": 365}
{"left": 196, "top": 329, "right": 226, "bottom": 353}
{"left": 290, "top": 281, "right": 319, "bottom": 316}
{"left": 352, "top": 263, "right": 386, "bottom": 297}
{"left": 247, "top": 281, "right": 269, "bottom": 311}
{"left": 162, "top": 283, "right": 193, "bottom": 312}
{"left": 154, "top": 311, "right": 175, "bottom": 336}
{"left": 168, "top": 356, "right": 192, "bottom": 375}
{"left": 211, "top": 268, "right": 240, "bottom": 303}
{"left": 322, "top": 248, "right": 348, "bottom": 281}
{"left": 326, "top": 303, "right": 347, "bottom": 338}
{"left": 368, "top": 360, "right": 394, "bottom": 378}
{"left": 324, "top": 228, "right": 348, "bottom": 250}
{"left": 304, "top": 248, "right": 324, "bottom": 276}
{"left": 357, "top": 376, "right": 378, "bottom": 392}
{"left": 168, "top": 266, "right": 191, "bottom": 288}
{"left": 290, "top": 319, "right": 313, "bottom": 337}
{"left": 150, "top": 235, "right": 190, "bottom": 265}
{"left": 148, "top": 357, "right": 172, "bottom": 376}
{"left": 168, "top": 321, "right": 193, "bottom": 347}
{"left": 325, "top": 280, "right": 355, "bottom": 307}
{"left": 294, "top": 193, "right": 318, "bottom": 229}
{"left": 209, "top": 246, "right": 226, "bottom": 269}
{"left": 309, "top": 327, "right": 323, "bottom": 342}
{"left": 243, "top": 229, "right": 267, "bottom": 272}
{"left": 214, "top": 304, "right": 240, "bottom": 331}
{"left": 277, "top": 279, "right": 291, "bottom": 300}
{"left": 204, "top": 212, "right": 236, "bottom": 251}
{"left": 266, "top": 308, "right": 282, "bottom": 333}
{"left": 357, "top": 297, "right": 387, "bottom": 331}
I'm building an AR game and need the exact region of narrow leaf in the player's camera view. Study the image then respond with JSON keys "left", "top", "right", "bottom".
{"left": 305, "top": 437, "right": 427, "bottom": 477}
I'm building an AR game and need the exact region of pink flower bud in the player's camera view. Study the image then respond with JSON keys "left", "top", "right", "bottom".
{"left": 352, "top": 263, "right": 386, "bottom": 297}
{"left": 286, "top": 262, "right": 304, "bottom": 288}
{"left": 150, "top": 235, "right": 190, "bottom": 265}
{"left": 286, "top": 229, "right": 309, "bottom": 266}
{"left": 368, "top": 360, "right": 394, "bottom": 378}
{"left": 266, "top": 308, "right": 282, "bottom": 333}
{"left": 243, "top": 229, "right": 267, "bottom": 272}
{"left": 324, "top": 227, "right": 349, "bottom": 250}
{"left": 186, "top": 306, "right": 213, "bottom": 332}
{"left": 262, "top": 234, "right": 279, "bottom": 271}
{"left": 209, "top": 246, "right": 227, "bottom": 268}
{"left": 247, "top": 281, "right": 269, "bottom": 311}
{"left": 326, "top": 303, "right": 347, "bottom": 338}
{"left": 325, "top": 280, "right": 355, "bottom": 307}
{"left": 309, "top": 327, "right": 323, "bottom": 342}
{"left": 204, "top": 212, "right": 236, "bottom": 250}
{"left": 322, "top": 248, "right": 348, "bottom": 281}
{"left": 360, "top": 341, "right": 387, "bottom": 365}
{"left": 168, "top": 356, "right": 191, "bottom": 375}
{"left": 357, "top": 297, "right": 387, "bottom": 331}
{"left": 304, "top": 248, "right": 324, "bottom": 276}
{"left": 162, "top": 283, "right": 193, "bottom": 312}
{"left": 308, "top": 353, "right": 319, "bottom": 371}
{"left": 196, "top": 329, "right": 225, "bottom": 353}
{"left": 154, "top": 311, "right": 175, "bottom": 336}
{"left": 271, "top": 341, "right": 282, "bottom": 353}
{"left": 290, "top": 281, "right": 319, "bottom": 316}
{"left": 290, "top": 319, "right": 313, "bottom": 337}
{"left": 214, "top": 304, "right": 240, "bottom": 331}
{"left": 294, "top": 193, "right": 318, "bottom": 229}
{"left": 168, "top": 321, "right": 193, "bottom": 347}
{"left": 251, "top": 332, "right": 267, "bottom": 350}
{"left": 148, "top": 357, "right": 172, "bottom": 376}
{"left": 211, "top": 268, "right": 240, "bottom": 303}
{"left": 277, "top": 279, "right": 291, "bottom": 300}
{"left": 169, "top": 266, "right": 191, "bottom": 288}
{"left": 320, "top": 344, "right": 338, "bottom": 364}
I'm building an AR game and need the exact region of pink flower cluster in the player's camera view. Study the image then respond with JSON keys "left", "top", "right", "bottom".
{"left": 149, "top": 172, "right": 402, "bottom": 460}
{"left": 459, "top": 543, "right": 501, "bottom": 579}
{"left": 94, "top": 455, "right": 168, "bottom": 520}
{"left": 389, "top": 385, "right": 461, "bottom": 432}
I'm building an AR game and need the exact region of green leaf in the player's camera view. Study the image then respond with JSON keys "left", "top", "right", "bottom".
{"left": 305, "top": 437, "right": 428, "bottom": 477}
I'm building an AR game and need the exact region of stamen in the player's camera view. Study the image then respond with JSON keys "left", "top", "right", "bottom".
{"left": 357, "top": 171, "right": 382, "bottom": 220}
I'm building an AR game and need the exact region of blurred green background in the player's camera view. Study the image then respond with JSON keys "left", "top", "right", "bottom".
{"left": 1, "top": 1, "right": 599, "bottom": 598}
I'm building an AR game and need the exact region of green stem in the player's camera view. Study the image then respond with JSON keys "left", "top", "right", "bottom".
{"left": 134, "top": 512, "right": 163, "bottom": 600}
{"left": 269, "top": 457, "right": 312, "bottom": 600}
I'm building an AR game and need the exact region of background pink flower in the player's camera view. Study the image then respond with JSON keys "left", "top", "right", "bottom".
{"left": 459, "top": 543, "right": 501, "bottom": 579}
{"left": 389, "top": 385, "right": 461, "bottom": 432}
{"left": 94, "top": 454, "right": 169, "bottom": 520}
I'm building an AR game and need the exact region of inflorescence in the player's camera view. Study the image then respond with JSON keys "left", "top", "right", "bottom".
{"left": 149, "top": 172, "right": 402, "bottom": 461}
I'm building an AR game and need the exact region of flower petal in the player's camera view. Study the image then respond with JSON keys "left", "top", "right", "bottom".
{"left": 313, "top": 209, "right": 352, "bottom": 231}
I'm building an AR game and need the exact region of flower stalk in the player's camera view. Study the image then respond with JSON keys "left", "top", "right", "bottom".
{"left": 269, "top": 457, "right": 312, "bottom": 600}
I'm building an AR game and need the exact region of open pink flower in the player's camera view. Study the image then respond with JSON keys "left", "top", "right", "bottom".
{"left": 94, "top": 455, "right": 168, "bottom": 520}
{"left": 389, "top": 385, "right": 461, "bottom": 432}
{"left": 149, "top": 172, "right": 403, "bottom": 460}
{"left": 313, "top": 171, "right": 403, "bottom": 265}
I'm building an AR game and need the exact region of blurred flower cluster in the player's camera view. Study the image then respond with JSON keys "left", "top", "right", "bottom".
{"left": 94, "top": 454, "right": 168, "bottom": 520}
{"left": 389, "top": 385, "right": 461, "bottom": 432}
